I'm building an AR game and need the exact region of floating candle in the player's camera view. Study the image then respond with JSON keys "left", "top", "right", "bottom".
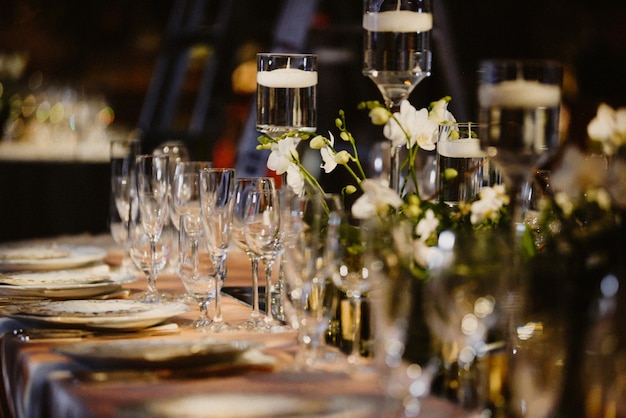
{"left": 478, "top": 79, "right": 561, "bottom": 108}
{"left": 362, "top": 10, "right": 433, "bottom": 32}
{"left": 256, "top": 68, "right": 318, "bottom": 88}
{"left": 438, "top": 138, "right": 485, "bottom": 158}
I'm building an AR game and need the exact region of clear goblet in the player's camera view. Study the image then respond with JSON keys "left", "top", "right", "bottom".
{"left": 178, "top": 213, "right": 217, "bottom": 331}
{"left": 363, "top": 0, "right": 433, "bottom": 192}
{"left": 231, "top": 177, "right": 276, "bottom": 330}
{"left": 134, "top": 154, "right": 171, "bottom": 302}
{"left": 199, "top": 167, "right": 237, "bottom": 332}
{"left": 243, "top": 188, "right": 288, "bottom": 333}
{"left": 281, "top": 193, "right": 344, "bottom": 369}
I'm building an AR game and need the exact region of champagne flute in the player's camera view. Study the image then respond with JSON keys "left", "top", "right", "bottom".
{"left": 109, "top": 138, "right": 141, "bottom": 273}
{"left": 256, "top": 53, "right": 317, "bottom": 139}
{"left": 170, "top": 161, "right": 213, "bottom": 229}
{"left": 231, "top": 177, "right": 276, "bottom": 330}
{"left": 199, "top": 168, "right": 237, "bottom": 332}
{"left": 178, "top": 213, "right": 218, "bottom": 331}
{"left": 363, "top": 0, "right": 433, "bottom": 192}
{"left": 134, "top": 154, "right": 170, "bottom": 302}
{"left": 129, "top": 194, "right": 171, "bottom": 302}
{"left": 282, "top": 193, "right": 343, "bottom": 369}
{"left": 243, "top": 188, "right": 288, "bottom": 332}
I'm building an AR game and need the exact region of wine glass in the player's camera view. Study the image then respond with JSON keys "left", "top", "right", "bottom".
{"left": 363, "top": 0, "right": 433, "bottom": 192}
{"left": 109, "top": 138, "right": 141, "bottom": 273}
{"left": 477, "top": 59, "right": 563, "bottom": 416}
{"left": 281, "top": 193, "right": 344, "bottom": 369}
{"left": 256, "top": 53, "right": 317, "bottom": 139}
{"left": 243, "top": 188, "right": 288, "bottom": 333}
{"left": 199, "top": 167, "right": 237, "bottom": 332}
{"left": 178, "top": 213, "right": 217, "bottom": 331}
{"left": 231, "top": 177, "right": 276, "bottom": 330}
{"left": 134, "top": 154, "right": 171, "bottom": 302}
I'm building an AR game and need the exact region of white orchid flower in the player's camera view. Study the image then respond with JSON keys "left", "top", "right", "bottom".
{"left": 285, "top": 163, "right": 305, "bottom": 196}
{"left": 428, "top": 96, "right": 456, "bottom": 124}
{"left": 351, "top": 179, "right": 403, "bottom": 219}
{"left": 319, "top": 132, "right": 337, "bottom": 173}
{"left": 383, "top": 100, "right": 439, "bottom": 151}
{"left": 415, "top": 209, "right": 439, "bottom": 241}
{"left": 587, "top": 103, "right": 626, "bottom": 155}
{"left": 267, "top": 136, "right": 299, "bottom": 175}
{"left": 550, "top": 146, "right": 608, "bottom": 199}
{"left": 470, "top": 185, "right": 508, "bottom": 225}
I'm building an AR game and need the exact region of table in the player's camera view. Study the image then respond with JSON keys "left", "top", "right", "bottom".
{"left": 0, "top": 234, "right": 467, "bottom": 418}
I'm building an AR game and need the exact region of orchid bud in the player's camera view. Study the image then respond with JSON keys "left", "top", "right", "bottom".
{"left": 334, "top": 150, "right": 351, "bottom": 165}
{"left": 369, "top": 107, "right": 389, "bottom": 125}
{"left": 309, "top": 135, "right": 326, "bottom": 150}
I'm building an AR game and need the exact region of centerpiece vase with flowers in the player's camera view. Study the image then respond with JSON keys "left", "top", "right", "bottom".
{"left": 257, "top": 95, "right": 520, "bottom": 415}
{"left": 529, "top": 103, "right": 626, "bottom": 417}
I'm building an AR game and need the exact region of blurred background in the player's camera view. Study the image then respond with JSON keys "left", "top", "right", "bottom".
{"left": 0, "top": 0, "right": 625, "bottom": 241}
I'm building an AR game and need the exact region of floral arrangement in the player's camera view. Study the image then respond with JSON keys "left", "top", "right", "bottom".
{"left": 535, "top": 103, "right": 626, "bottom": 266}
{"left": 257, "top": 97, "right": 509, "bottom": 277}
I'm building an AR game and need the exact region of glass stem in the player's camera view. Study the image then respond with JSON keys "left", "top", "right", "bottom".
{"left": 213, "top": 255, "right": 226, "bottom": 323}
{"left": 389, "top": 145, "right": 403, "bottom": 193}
{"left": 146, "top": 238, "right": 159, "bottom": 300}
{"left": 250, "top": 256, "right": 261, "bottom": 318}
{"left": 263, "top": 257, "right": 275, "bottom": 325}
{"left": 349, "top": 296, "right": 362, "bottom": 365}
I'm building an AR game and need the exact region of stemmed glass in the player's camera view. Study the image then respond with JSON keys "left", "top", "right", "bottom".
{"left": 363, "top": 0, "right": 433, "bottom": 192}
{"left": 477, "top": 59, "right": 563, "bottom": 417}
{"left": 477, "top": 59, "right": 562, "bottom": 237}
{"left": 231, "top": 177, "right": 276, "bottom": 330}
{"left": 170, "top": 161, "right": 213, "bottom": 228}
{"left": 109, "top": 138, "right": 140, "bottom": 273}
{"left": 178, "top": 213, "right": 216, "bottom": 331}
{"left": 128, "top": 193, "right": 171, "bottom": 302}
{"left": 243, "top": 188, "right": 287, "bottom": 332}
{"left": 133, "top": 154, "right": 171, "bottom": 302}
{"left": 281, "top": 193, "right": 343, "bottom": 369}
{"left": 199, "top": 168, "right": 237, "bottom": 332}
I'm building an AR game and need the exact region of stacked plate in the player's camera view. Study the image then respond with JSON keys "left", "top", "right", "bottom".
{"left": 0, "top": 244, "right": 133, "bottom": 298}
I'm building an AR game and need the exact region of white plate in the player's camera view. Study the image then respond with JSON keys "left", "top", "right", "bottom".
{"left": 0, "top": 299, "right": 188, "bottom": 330}
{"left": 54, "top": 338, "right": 255, "bottom": 369}
{"left": 0, "top": 265, "right": 136, "bottom": 298}
{"left": 0, "top": 244, "right": 107, "bottom": 272}
{"left": 122, "top": 393, "right": 378, "bottom": 418}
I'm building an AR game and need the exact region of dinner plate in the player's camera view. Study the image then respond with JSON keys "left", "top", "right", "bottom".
{"left": 0, "top": 299, "right": 188, "bottom": 330}
{"left": 0, "top": 244, "right": 107, "bottom": 272}
{"left": 0, "top": 265, "right": 136, "bottom": 298}
{"left": 54, "top": 338, "right": 255, "bottom": 370}
{"left": 120, "top": 393, "right": 378, "bottom": 418}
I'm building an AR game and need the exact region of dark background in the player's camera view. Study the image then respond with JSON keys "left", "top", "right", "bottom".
{"left": 0, "top": 0, "right": 624, "bottom": 240}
